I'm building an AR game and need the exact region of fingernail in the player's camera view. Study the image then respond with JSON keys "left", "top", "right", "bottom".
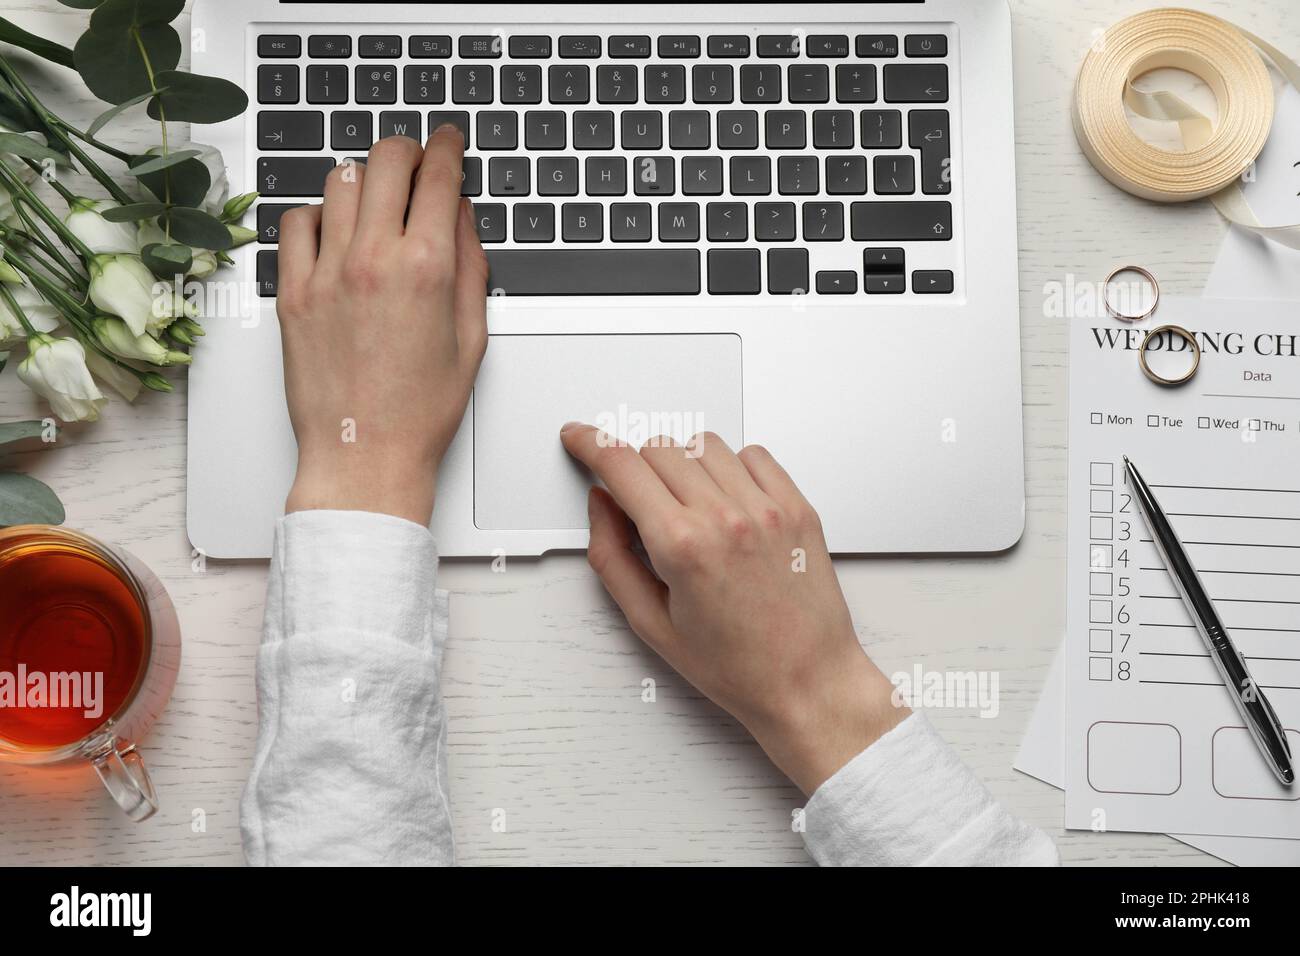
{"left": 561, "top": 421, "right": 582, "bottom": 433}
{"left": 435, "top": 122, "right": 463, "bottom": 138}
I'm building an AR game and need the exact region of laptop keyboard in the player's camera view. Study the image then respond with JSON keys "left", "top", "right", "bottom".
{"left": 252, "top": 26, "right": 959, "bottom": 299}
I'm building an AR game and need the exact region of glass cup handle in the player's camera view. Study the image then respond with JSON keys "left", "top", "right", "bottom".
{"left": 91, "top": 739, "right": 158, "bottom": 822}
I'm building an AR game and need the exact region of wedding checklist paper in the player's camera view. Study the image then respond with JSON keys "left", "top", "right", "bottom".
{"left": 1063, "top": 298, "right": 1300, "bottom": 840}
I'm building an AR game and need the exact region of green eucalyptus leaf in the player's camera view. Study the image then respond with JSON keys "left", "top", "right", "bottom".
{"left": 0, "top": 132, "right": 73, "bottom": 168}
{"left": 58, "top": 0, "right": 104, "bottom": 9}
{"left": 101, "top": 201, "right": 167, "bottom": 222}
{"left": 89, "top": 0, "right": 185, "bottom": 29}
{"left": 140, "top": 240, "right": 191, "bottom": 277}
{"left": 128, "top": 148, "right": 199, "bottom": 177}
{"left": 147, "top": 71, "right": 248, "bottom": 124}
{"left": 0, "top": 75, "right": 43, "bottom": 132}
{"left": 0, "top": 471, "right": 65, "bottom": 526}
{"left": 73, "top": 22, "right": 180, "bottom": 105}
{"left": 0, "top": 16, "right": 76, "bottom": 69}
{"left": 163, "top": 207, "right": 232, "bottom": 251}
{"left": 0, "top": 420, "right": 48, "bottom": 446}
{"left": 131, "top": 152, "right": 209, "bottom": 207}
{"left": 86, "top": 87, "right": 163, "bottom": 137}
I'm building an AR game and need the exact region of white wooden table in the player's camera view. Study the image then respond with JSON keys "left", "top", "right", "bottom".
{"left": 0, "top": 0, "right": 1292, "bottom": 866}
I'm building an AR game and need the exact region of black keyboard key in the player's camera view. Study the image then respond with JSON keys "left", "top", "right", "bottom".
{"left": 585, "top": 156, "right": 626, "bottom": 195}
{"left": 825, "top": 155, "right": 867, "bottom": 194}
{"left": 426, "top": 111, "right": 470, "bottom": 145}
{"left": 644, "top": 65, "right": 686, "bottom": 104}
{"left": 525, "top": 111, "right": 567, "bottom": 149}
{"left": 538, "top": 157, "right": 578, "bottom": 195}
{"left": 461, "top": 157, "right": 482, "bottom": 196}
{"left": 905, "top": 34, "right": 947, "bottom": 58}
{"left": 258, "top": 35, "right": 300, "bottom": 58}
{"left": 609, "top": 36, "right": 651, "bottom": 58}
{"left": 486, "top": 249, "right": 700, "bottom": 295}
{"left": 452, "top": 65, "right": 493, "bottom": 103}
{"left": 707, "top": 202, "right": 747, "bottom": 241}
{"left": 807, "top": 35, "right": 849, "bottom": 58}
{"left": 356, "top": 65, "right": 397, "bottom": 104}
{"left": 813, "top": 110, "right": 854, "bottom": 149}
{"left": 474, "top": 203, "right": 506, "bottom": 242}
{"left": 658, "top": 36, "right": 701, "bottom": 58}
{"left": 477, "top": 112, "right": 518, "bottom": 149}
{"left": 510, "top": 36, "right": 552, "bottom": 59}
{"left": 331, "top": 111, "right": 372, "bottom": 150}
{"left": 256, "top": 249, "right": 278, "bottom": 296}
{"left": 306, "top": 65, "right": 347, "bottom": 104}
{"left": 755, "top": 202, "right": 796, "bottom": 241}
{"left": 707, "top": 249, "right": 760, "bottom": 294}
{"left": 767, "top": 248, "right": 808, "bottom": 294}
{"left": 856, "top": 34, "right": 898, "bottom": 58}
{"left": 860, "top": 109, "right": 902, "bottom": 148}
{"left": 865, "top": 273, "right": 905, "bottom": 294}
{"left": 549, "top": 65, "right": 590, "bottom": 104}
{"left": 633, "top": 156, "right": 674, "bottom": 195}
{"left": 730, "top": 156, "right": 770, "bottom": 196}
{"left": 835, "top": 64, "right": 877, "bottom": 103}
{"left": 659, "top": 202, "right": 700, "bottom": 241}
{"left": 379, "top": 112, "right": 421, "bottom": 141}
{"left": 913, "top": 269, "right": 954, "bottom": 293}
{"left": 359, "top": 35, "right": 401, "bottom": 58}
{"left": 717, "top": 110, "right": 758, "bottom": 149}
{"left": 573, "top": 110, "right": 613, "bottom": 149}
{"left": 883, "top": 63, "right": 948, "bottom": 103}
{"left": 850, "top": 201, "right": 952, "bottom": 240}
{"left": 757, "top": 35, "right": 798, "bottom": 58}
{"left": 708, "top": 35, "right": 749, "bottom": 58}
{"left": 410, "top": 35, "right": 452, "bottom": 59}
{"left": 777, "top": 155, "right": 819, "bottom": 194}
{"left": 740, "top": 65, "right": 781, "bottom": 103}
{"left": 489, "top": 156, "right": 530, "bottom": 195}
{"left": 682, "top": 156, "right": 722, "bottom": 195}
{"left": 909, "top": 109, "right": 952, "bottom": 194}
{"left": 873, "top": 155, "right": 915, "bottom": 194}
{"left": 803, "top": 201, "right": 844, "bottom": 241}
{"left": 692, "top": 64, "right": 733, "bottom": 104}
{"left": 765, "top": 111, "right": 805, "bottom": 149}
{"left": 405, "top": 66, "right": 446, "bottom": 104}
{"left": 514, "top": 203, "right": 555, "bottom": 242}
{"left": 669, "top": 110, "right": 710, "bottom": 149}
{"left": 258, "top": 65, "right": 299, "bottom": 104}
{"left": 257, "top": 111, "right": 322, "bottom": 150}
{"left": 460, "top": 35, "right": 502, "bottom": 59}
{"left": 256, "top": 203, "right": 300, "bottom": 243}
{"left": 817, "top": 271, "right": 857, "bottom": 294}
{"left": 559, "top": 36, "right": 601, "bottom": 58}
{"left": 562, "top": 203, "right": 603, "bottom": 242}
{"left": 307, "top": 35, "right": 350, "bottom": 58}
{"left": 257, "top": 156, "right": 335, "bottom": 197}
{"left": 597, "top": 65, "right": 638, "bottom": 104}
{"left": 621, "top": 111, "right": 662, "bottom": 149}
{"left": 864, "top": 247, "right": 905, "bottom": 272}
{"left": 502, "top": 65, "right": 543, "bottom": 104}
{"left": 788, "top": 65, "right": 830, "bottom": 103}
{"left": 610, "top": 202, "right": 653, "bottom": 241}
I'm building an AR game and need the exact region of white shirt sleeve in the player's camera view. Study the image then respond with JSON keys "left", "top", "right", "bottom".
{"left": 241, "top": 510, "right": 455, "bottom": 866}
{"left": 800, "top": 711, "right": 1059, "bottom": 866}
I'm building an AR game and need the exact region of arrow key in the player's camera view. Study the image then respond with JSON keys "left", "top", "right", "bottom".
{"left": 882, "top": 63, "right": 948, "bottom": 103}
{"left": 816, "top": 270, "right": 858, "bottom": 294}
{"left": 865, "top": 272, "right": 905, "bottom": 294}
{"left": 912, "top": 269, "right": 954, "bottom": 293}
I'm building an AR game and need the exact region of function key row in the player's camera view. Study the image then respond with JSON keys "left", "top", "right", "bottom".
{"left": 258, "top": 33, "right": 949, "bottom": 61}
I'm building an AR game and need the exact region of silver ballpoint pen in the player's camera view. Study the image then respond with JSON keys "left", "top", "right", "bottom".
{"left": 1123, "top": 456, "right": 1294, "bottom": 787}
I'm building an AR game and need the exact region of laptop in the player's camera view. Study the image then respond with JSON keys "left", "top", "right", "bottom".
{"left": 189, "top": 0, "right": 1025, "bottom": 558}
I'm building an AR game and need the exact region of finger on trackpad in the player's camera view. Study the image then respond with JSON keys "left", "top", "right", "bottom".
{"left": 473, "top": 333, "right": 743, "bottom": 531}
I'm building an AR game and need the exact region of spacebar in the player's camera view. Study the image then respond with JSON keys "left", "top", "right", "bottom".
{"left": 485, "top": 249, "right": 700, "bottom": 296}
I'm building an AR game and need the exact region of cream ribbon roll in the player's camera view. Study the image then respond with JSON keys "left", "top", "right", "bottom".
{"left": 1073, "top": 8, "right": 1300, "bottom": 248}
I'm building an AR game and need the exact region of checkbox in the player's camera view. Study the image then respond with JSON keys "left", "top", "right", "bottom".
{"left": 1090, "top": 462, "right": 1113, "bottom": 486}
{"left": 1089, "top": 572, "right": 1113, "bottom": 596}
{"left": 1090, "top": 489, "right": 1114, "bottom": 513}
{"left": 1090, "top": 543, "right": 1113, "bottom": 569}
{"left": 1089, "top": 656, "right": 1114, "bottom": 681}
{"left": 1249, "top": 419, "right": 1261, "bottom": 431}
{"left": 1090, "top": 412, "right": 1103, "bottom": 425}
{"left": 1147, "top": 415, "right": 1160, "bottom": 428}
{"left": 1089, "top": 599, "right": 1113, "bottom": 624}
{"left": 1198, "top": 417, "right": 1210, "bottom": 429}
{"left": 1089, "top": 629, "right": 1114, "bottom": 653}
{"left": 1090, "top": 516, "right": 1113, "bottom": 540}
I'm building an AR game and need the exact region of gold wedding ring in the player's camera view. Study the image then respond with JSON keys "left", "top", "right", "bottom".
{"left": 1102, "top": 264, "right": 1160, "bottom": 321}
{"left": 1139, "top": 324, "right": 1201, "bottom": 386}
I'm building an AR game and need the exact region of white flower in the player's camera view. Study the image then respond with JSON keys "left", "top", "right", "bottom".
{"left": 0, "top": 283, "right": 60, "bottom": 343}
{"left": 64, "top": 197, "right": 139, "bottom": 255}
{"left": 136, "top": 143, "right": 229, "bottom": 216}
{"left": 136, "top": 221, "right": 218, "bottom": 279}
{"left": 17, "top": 334, "right": 107, "bottom": 423}
{"left": 84, "top": 348, "right": 141, "bottom": 403}
{"left": 92, "top": 315, "right": 190, "bottom": 366}
{"left": 88, "top": 254, "right": 160, "bottom": 337}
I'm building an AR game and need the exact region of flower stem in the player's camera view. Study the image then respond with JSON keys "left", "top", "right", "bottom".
{"left": 3, "top": 206, "right": 84, "bottom": 285}
{"left": 21, "top": 158, "right": 76, "bottom": 205}
{"left": 0, "top": 277, "right": 39, "bottom": 336}
{"left": 0, "top": 161, "right": 98, "bottom": 262}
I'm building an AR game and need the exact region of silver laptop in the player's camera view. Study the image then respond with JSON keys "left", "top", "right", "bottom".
{"left": 189, "top": 0, "right": 1024, "bottom": 558}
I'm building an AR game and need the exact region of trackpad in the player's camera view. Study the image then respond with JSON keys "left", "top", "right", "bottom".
{"left": 474, "top": 333, "right": 743, "bottom": 531}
